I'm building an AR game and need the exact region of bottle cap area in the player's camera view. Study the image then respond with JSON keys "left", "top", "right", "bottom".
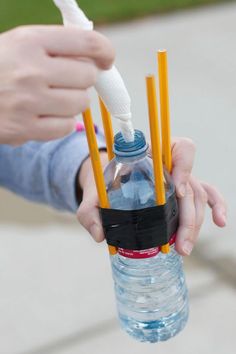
{"left": 113, "top": 130, "right": 148, "bottom": 157}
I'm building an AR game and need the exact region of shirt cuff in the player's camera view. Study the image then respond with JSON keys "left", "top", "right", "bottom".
{"left": 48, "top": 130, "right": 106, "bottom": 213}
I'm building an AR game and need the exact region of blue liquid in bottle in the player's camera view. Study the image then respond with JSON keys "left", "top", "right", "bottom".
{"left": 104, "top": 130, "right": 189, "bottom": 343}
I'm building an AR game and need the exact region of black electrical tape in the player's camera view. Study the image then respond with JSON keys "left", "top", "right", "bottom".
{"left": 100, "top": 192, "right": 179, "bottom": 250}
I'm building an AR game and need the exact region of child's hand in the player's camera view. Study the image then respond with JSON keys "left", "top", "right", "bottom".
{"left": 77, "top": 139, "right": 227, "bottom": 256}
{"left": 171, "top": 138, "right": 226, "bottom": 255}
{"left": 77, "top": 151, "right": 108, "bottom": 242}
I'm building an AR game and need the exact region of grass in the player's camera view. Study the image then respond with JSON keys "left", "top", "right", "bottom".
{"left": 0, "top": 0, "right": 231, "bottom": 32}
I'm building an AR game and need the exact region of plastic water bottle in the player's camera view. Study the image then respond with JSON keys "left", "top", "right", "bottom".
{"left": 104, "top": 130, "right": 189, "bottom": 343}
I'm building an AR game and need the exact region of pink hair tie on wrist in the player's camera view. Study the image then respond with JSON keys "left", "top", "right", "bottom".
{"left": 76, "top": 122, "right": 85, "bottom": 132}
{"left": 76, "top": 121, "right": 98, "bottom": 134}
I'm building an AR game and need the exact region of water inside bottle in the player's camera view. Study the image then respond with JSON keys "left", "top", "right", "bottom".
{"left": 104, "top": 130, "right": 189, "bottom": 342}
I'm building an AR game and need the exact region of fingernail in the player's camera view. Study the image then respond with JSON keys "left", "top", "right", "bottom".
{"left": 178, "top": 184, "right": 186, "bottom": 198}
{"left": 183, "top": 241, "right": 194, "bottom": 256}
{"left": 221, "top": 215, "right": 227, "bottom": 226}
{"left": 217, "top": 208, "right": 227, "bottom": 226}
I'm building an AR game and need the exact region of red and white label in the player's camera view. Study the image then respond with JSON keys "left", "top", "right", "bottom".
{"left": 169, "top": 233, "right": 177, "bottom": 246}
{"left": 117, "top": 233, "right": 177, "bottom": 259}
{"left": 118, "top": 247, "right": 160, "bottom": 259}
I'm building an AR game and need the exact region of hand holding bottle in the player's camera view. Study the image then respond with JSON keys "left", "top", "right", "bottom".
{"left": 77, "top": 137, "right": 227, "bottom": 256}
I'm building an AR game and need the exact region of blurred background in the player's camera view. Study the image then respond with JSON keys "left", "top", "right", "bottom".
{"left": 0, "top": 0, "right": 233, "bottom": 30}
{"left": 0, "top": 1, "right": 235, "bottom": 354}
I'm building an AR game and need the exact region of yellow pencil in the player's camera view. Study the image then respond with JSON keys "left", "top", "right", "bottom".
{"left": 146, "top": 75, "right": 170, "bottom": 254}
{"left": 99, "top": 97, "right": 114, "bottom": 161}
{"left": 158, "top": 50, "right": 172, "bottom": 174}
{"left": 82, "top": 108, "right": 117, "bottom": 255}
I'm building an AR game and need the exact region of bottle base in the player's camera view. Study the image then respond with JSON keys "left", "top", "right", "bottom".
{"left": 119, "top": 304, "right": 189, "bottom": 343}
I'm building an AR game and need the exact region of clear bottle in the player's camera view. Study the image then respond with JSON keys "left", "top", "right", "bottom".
{"left": 104, "top": 130, "right": 189, "bottom": 343}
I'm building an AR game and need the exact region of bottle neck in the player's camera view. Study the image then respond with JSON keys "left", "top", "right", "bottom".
{"left": 115, "top": 151, "right": 148, "bottom": 164}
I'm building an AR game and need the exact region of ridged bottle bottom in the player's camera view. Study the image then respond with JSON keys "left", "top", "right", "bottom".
{"left": 118, "top": 300, "right": 189, "bottom": 343}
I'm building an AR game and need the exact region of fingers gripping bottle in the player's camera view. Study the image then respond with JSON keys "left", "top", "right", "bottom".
{"left": 103, "top": 130, "right": 189, "bottom": 343}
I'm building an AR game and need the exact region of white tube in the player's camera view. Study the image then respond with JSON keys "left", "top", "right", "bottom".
{"left": 53, "top": 0, "right": 134, "bottom": 142}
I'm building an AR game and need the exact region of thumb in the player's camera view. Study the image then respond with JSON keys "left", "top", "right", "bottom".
{"left": 77, "top": 197, "right": 105, "bottom": 243}
{"left": 171, "top": 138, "right": 195, "bottom": 198}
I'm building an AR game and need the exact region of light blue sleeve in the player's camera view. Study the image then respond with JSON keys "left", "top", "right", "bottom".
{"left": 0, "top": 130, "right": 106, "bottom": 213}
